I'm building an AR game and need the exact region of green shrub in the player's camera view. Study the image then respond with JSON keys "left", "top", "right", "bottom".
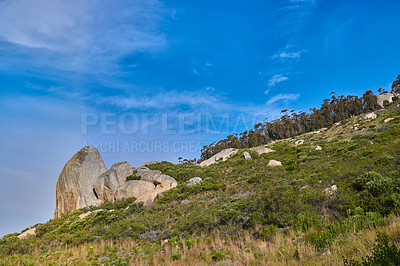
{"left": 344, "top": 232, "right": 400, "bottom": 265}
{"left": 365, "top": 177, "right": 392, "bottom": 197}
{"left": 171, "top": 252, "right": 182, "bottom": 260}
{"left": 212, "top": 251, "right": 226, "bottom": 261}
{"left": 259, "top": 225, "right": 279, "bottom": 241}
{"left": 375, "top": 155, "right": 395, "bottom": 165}
{"left": 305, "top": 230, "right": 336, "bottom": 250}
{"left": 285, "top": 165, "right": 296, "bottom": 172}
{"left": 356, "top": 172, "right": 393, "bottom": 197}
{"left": 219, "top": 202, "right": 241, "bottom": 224}
{"left": 126, "top": 170, "right": 139, "bottom": 181}
{"left": 295, "top": 212, "right": 322, "bottom": 231}
{"left": 356, "top": 172, "right": 383, "bottom": 189}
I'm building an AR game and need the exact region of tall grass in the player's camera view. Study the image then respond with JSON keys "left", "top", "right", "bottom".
{"left": 2, "top": 216, "right": 399, "bottom": 265}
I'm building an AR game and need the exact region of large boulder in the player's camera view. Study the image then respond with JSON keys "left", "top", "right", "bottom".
{"left": 267, "top": 160, "right": 282, "bottom": 167}
{"left": 93, "top": 162, "right": 135, "bottom": 204}
{"left": 187, "top": 177, "right": 202, "bottom": 186}
{"left": 18, "top": 228, "right": 36, "bottom": 239}
{"left": 364, "top": 112, "right": 377, "bottom": 120}
{"left": 115, "top": 167, "right": 178, "bottom": 204}
{"left": 140, "top": 161, "right": 159, "bottom": 167}
{"left": 136, "top": 167, "right": 178, "bottom": 190}
{"left": 392, "top": 74, "right": 400, "bottom": 94}
{"left": 55, "top": 147, "right": 178, "bottom": 216}
{"left": 243, "top": 151, "right": 252, "bottom": 160}
{"left": 250, "top": 146, "right": 274, "bottom": 155}
{"left": 135, "top": 187, "right": 165, "bottom": 206}
{"left": 114, "top": 180, "right": 156, "bottom": 200}
{"left": 294, "top": 140, "right": 304, "bottom": 146}
{"left": 377, "top": 93, "right": 394, "bottom": 108}
{"left": 199, "top": 148, "right": 238, "bottom": 166}
{"left": 54, "top": 146, "right": 107, "bottom": 218}
{"left": 79, "top": 209, "right": 104, "bottom": 219}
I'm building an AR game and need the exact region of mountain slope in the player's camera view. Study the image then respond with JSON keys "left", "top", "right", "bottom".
{"left": 1, "top": 101, "right": 400, "bottom": 265}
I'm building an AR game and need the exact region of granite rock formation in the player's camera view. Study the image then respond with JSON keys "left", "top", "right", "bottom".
{"left": 54, "top": 147, "right": 177, "bottom": 217}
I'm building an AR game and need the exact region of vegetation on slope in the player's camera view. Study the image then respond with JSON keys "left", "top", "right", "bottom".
{"left": 200, "top": 90, "right": 387, "bottom": 161}
{"left": 1, "top": 97, "right": 400, "bottom": 265}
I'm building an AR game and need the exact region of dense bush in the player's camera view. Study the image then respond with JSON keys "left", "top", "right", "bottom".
{"left": 344, "top": 232, "right": 400, "bottom": 265}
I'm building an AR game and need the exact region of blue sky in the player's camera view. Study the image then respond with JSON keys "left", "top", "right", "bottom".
{"left": 0, "top": 0, "right": 400, "bottom": 237}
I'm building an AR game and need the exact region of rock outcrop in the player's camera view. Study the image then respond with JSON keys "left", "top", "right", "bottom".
{"left": 136, "top": 167, "right": 178, "bottom": 190}
{"left": 55, "top": 146, "right": 177, "bottom": 217}
{"left": 392, "top": 74, "right": 400, "bottom": 94}
{"left": 250, "top": 146, "right": 274, "bottom": 155}
{"left": 377, "top": 93, "right": 394, "bottom": 108}
{"left": 199, "top": 148, "right": 238, "bottom": 166}
{"left": 140, "top": 161, "right": 159, "bottom": 167}
{"left": 187, "top": 177, "right": 202, "bottom": 186}
{"left": 18, "top": 228, "right": 36, "bottom": 239}
{"left": 267, "top": 160, "right": 282, "bottom": 167}
{"left": 79, "top": 209, "right": 104, "bottom": 219}
{"left": 54, "top": 146, "right": 107, "bottom": 218}
{"left": 93, "top": 162, "right": 135, "bottom": 204}
{"left": 364, "top": 112, "right": 377, "bottom": 120}
{"left": 243, "top": 152, "right": 252, "bottom": 160}
{"left": 324, "top": 185, "right": 338, "bottom": 196}
{"left": 114, "top": 180, "right": 156, "bottom": 200}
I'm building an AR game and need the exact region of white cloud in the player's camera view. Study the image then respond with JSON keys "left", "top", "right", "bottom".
{"left": 266, "top": 93, "right": 300, "bottom": 105}
{"left": 272, "top": 45, "right": 305, "bottom": 60}
{"left": 268, "top": 74, "right": 289, "bottom": 87}
{"left": 289, "top": 0, "right": 317, "bottom": 3}
{"left": 264, "top": 89, "right": 270, "bottom": 95}
{"left": 0, "top": 0, "right": 87, "bottom": 51}
{"left": 98, "top": 91, "right": 228, "bottom": 111}
{"left": 279, "top": 52, "right": 300, "bottom": 58}
{"left": 0, "top": 0, "right": 168, "bottom": 72}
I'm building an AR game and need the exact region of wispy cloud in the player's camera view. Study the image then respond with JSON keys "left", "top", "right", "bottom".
{"left": 266, "top": 93, "right": 300, "bottom": 105}
{"left": 98, "top": 91, "right": 227, "bottom": 111}
{"left": 0, "top": 0, "right": 169, "bottom": 73}
{"left": 275, "top": 0, "right": 318, "bottom": 36}
{"left": 268, "top": 74, "right": 289, "bottom": 87}
{"left": 272, "top": 46, "right": 305, "bottom": 59}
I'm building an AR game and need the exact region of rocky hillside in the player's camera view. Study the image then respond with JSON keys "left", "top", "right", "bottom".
{"left": 1, "top": 93, "right": 400, "bottom": 265}
{"left": 55, "top": 146, "right": 178, "bottom": 218}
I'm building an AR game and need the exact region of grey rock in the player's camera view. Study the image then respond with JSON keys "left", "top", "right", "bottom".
{"left": 93, "top": 162, "right": 135, "bottom": 204}
{"left": 392, "top": 74, "right": 400, "bottom": 94}
{"left": 18, "top": 228, "right": 36, "bottom": 239}
{"left": 364, "top": 112, "right": 377, "bottom": 120}
{"left": 54, "top": 146, "right": 107, "bottom": 218}
{"left": 267, "top": 160, "right": 282, "bottom": 167}
{"left": 377, "top": 93, "right": 394, "bottom": 108}
{"left": 294, "top": 140, "right": 304, "bottom": 146}
{"left": 136, "top": 167, "right": 178, "bottom": 190}
{"left": 114, "top": 180, "right": 156, "bottom": 200}
{"left": 140, "top": 161, "right": 159, "bottom": 168}
{"left": 243, "top": 151, "right": 252, "bottom": 160}
{"left": 315, "top": 145, "right": 323, "bottom": 151}
{"left": 231, "top": 191, "right": 253, "bottom": 199}
{"left": 187, "top": 177, "right": 202, "bottom": 186}
{"left": 139, "top": 231, "right": 158, "bottom": 241}
{"left": 324, "top": 185, "right": 338, "bottom": 196}
{"left": 199, "top": 148, "right": 238, "bottom": 166}
{"left": 79, "top": 209, "right": 104, "bottom": 219}
{"left": 250, "top": 146, "right": 274, "bottom": 155}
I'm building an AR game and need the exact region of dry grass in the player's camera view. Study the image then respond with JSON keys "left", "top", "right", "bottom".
{"left": 4, "top": 216, "right": 400, "bottom": 265}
